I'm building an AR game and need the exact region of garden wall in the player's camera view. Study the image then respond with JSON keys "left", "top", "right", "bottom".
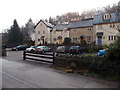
{"left": 54, "top": 55, "right": 120, "bottom": 76}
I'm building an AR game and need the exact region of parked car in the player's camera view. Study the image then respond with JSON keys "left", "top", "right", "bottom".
{"left": 35, "top": 46, "right": 51, "bottom": 53}
{"left": 69, "top": 46, "right": 83, "bottom": 55}
{"left": 12, "top": 45, "right": 28, "bottom": 51}
{"left": 56, "top": 46, "right": 70, "bottom": 54}
{"left": 26, "top": 46, "right": 37, "bottom": 52}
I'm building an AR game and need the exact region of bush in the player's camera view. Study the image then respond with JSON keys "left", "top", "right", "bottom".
{"left": 106, "top": 36, "right": 120, "bottom": 59}
{"left": 87, "top": 44, "right": 95, "bottom": 53}
{"left": 63, "top": 37, "right": 71, "bottom": 44}
{"left": 87, "top": 44, "right": 103, "bottom": 53}
{"left": 54, "top": 53, "right": 120, "bottom": 76}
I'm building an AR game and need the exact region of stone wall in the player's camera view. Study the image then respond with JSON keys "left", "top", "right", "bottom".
{"left": 53, "top": 55, "right": 120, "bottom": 76}
{"left": 54, "top": 55, "right": 105, "bottom": 70}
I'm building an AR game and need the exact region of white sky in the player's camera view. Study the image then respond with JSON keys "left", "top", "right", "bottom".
{"left": 0, "top": 0, "right": 119, "bottom": 32}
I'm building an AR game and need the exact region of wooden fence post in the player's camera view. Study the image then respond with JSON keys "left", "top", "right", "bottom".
{"left": 23, "top": 51, "right": 26, "bottom": 60}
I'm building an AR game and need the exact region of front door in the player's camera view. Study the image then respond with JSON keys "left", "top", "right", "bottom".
{"left": 42, "top": 39, "right": 45, "bottom": 45}
{"left": 98, "top": 36, "right": 102, "bottom": 45}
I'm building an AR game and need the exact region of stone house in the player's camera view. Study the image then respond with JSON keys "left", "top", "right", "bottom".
{"left": 34, "top": 12, "right": 120, "bottom": 46}
{"left": 93, "top": 12, "right": 120, "bottom": 45}
{"left": 34, "top": 20, "right": 53, "bottom": 46}
{"left": 68, "top": 18, "right": 94, "bottom": 44}
{"left": 52, "top": 24, "right": 69, "bottom": 44}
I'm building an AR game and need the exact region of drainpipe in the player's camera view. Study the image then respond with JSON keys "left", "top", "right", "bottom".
{"left": 50, "top": 29, "right": 53, "bottom": 44}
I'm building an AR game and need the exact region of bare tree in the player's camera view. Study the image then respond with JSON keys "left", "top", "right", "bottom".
{"left": 81, "top": 9, "right": 101, "bottom": 19}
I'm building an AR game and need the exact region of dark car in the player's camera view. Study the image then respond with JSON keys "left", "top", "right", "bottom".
{"left": 12, "top": 45, "right": 28, "bottom": 51}
{"left": 56, "top": 46, "right": 70, "bottom": 54}
{"left": 69, "top": 46, "right": 83, "bottom": 55}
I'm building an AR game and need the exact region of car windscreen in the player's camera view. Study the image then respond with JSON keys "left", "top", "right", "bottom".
{"left": 30, "top": 46, "right": 36, "bottom": 48}
{"left": 17, "top": 46, "right": 21, "bottom": 48}
{"left": 37, "top": 46, "right": 44, "bottom": 48}
{"left": 70, "top": 46, "right": 80, "bottom": 49}
{"left": 57, "top": 46, "right": 64, "bottom": 49}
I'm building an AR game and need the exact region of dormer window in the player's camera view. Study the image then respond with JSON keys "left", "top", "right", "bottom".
{"left": 104, "top": 13, "right": 111, "bottom": 19}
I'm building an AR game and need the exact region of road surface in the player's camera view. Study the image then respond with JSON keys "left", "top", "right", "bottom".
{"left": 1, "top": 51, "right": 119, "bottom": 88}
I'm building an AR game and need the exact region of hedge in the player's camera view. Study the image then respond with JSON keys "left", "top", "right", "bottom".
{"left": 54, "top": 54, "right": 120, "bottom": 76}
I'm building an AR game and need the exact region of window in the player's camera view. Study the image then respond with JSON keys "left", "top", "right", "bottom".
{"left": 88, "top": 28, "right": 92, "bottom": 31}
{"left": 71, "top": 19, "right": 74, "bottom": 21}
{"left": 110, "top": 24, "right": 115, "bottom": 28}
{"left": 114, "top": 36, "right": 116, "bottom": 40}
{"left": 74, "top": 18, "right": 76, "bottom": 21}
{"left": 104, "top": 13, "right": 111, "bottom": 19}
{"left": 74, "top": 30, "right": 77, "bottom": 32}
{"left": 53, "top": 38, "right": 56, "bottom": 41}
{"left": 108, "top": 35, "right": 116, "bottom": 41}
{"left": 73, "top": 38, "right": 77, "bottom": 41}
{"left": 109, "top": 36, "right": 111, "bottom": 41}
{"left": 111, "top": 36, "right": 113, "bottom": 41}
{"left": 43, "top": 31, "right": 45, "bottom": 34}
{"left": 87, "top": 36, "right": 91, "bottom": 41}
{"left": 77, "top": 18, "right": 80, "bottom": 20}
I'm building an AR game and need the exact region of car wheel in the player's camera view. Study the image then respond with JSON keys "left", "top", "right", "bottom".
{"left": 16, "top": 49, "right": 18, "bottom": 51}
{"left": 42, "top": 50, "right": 45, "bottom": 53}
{"left": 30, "top": 49, "right": 34, "bottom": 53}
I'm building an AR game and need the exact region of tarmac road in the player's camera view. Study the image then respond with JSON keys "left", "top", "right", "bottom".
{"left": 1, "top": 51, "right": 119, "bottom": 88}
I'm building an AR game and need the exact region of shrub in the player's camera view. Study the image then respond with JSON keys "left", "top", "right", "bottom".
{"left": 87, "top": 44, "right": 103, "bottom": 53}
{"left": 63, "top": 37, "right": 71, "bottom": 44}
{"left": 87, "top": 44, "right": 95, "bottom": 53}
{"left": 106, "top": 36, "right": 120, "bottom": 59}
{"left": 54, "top": 53, "right": 120, "bottom": 76}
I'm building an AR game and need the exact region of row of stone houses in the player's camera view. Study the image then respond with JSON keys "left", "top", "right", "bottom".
{"left": 34, "top": 12, "right": 120, "bottom": 46}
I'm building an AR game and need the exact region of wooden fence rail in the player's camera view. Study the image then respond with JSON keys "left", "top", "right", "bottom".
{"left": 23, "top": 51, "right": 54, "bottom": 64}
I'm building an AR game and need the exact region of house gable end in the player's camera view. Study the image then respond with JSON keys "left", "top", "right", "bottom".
{"left": 34, "top": 20, "right": 53, "bottom": 29}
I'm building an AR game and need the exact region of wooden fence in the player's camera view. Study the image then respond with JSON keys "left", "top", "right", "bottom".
{"left": 23, "top": 51, "right": 54, "bottom": 64}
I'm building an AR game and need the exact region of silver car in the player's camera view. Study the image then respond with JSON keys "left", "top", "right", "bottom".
{"left": 26, "top": 46, "right": 37, "bottom": 52}
{"left": 35, "top": 46, "right": 51, "bottom": 53}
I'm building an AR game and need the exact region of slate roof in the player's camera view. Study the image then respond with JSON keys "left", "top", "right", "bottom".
{"left": 34, "top": 20, "right": 54, "bottom": 29}
{"left": 34, "top": 13, "right": 120, "bottom": 30}
{"left": 67, "top": 12, "right": 120, "bottom": 29}
{"left": 93, "top": 12, "right": 120, "bottom": 24}
{"left": 68, "top": 18, "right": 94, "bottom": 29}
{"left": 53, "top": 24, "right": 69, "bottom": 30}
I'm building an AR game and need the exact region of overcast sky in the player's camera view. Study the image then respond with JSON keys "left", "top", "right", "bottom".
{"left": 0, "top": 0, "right": 119, "bottom": 32}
